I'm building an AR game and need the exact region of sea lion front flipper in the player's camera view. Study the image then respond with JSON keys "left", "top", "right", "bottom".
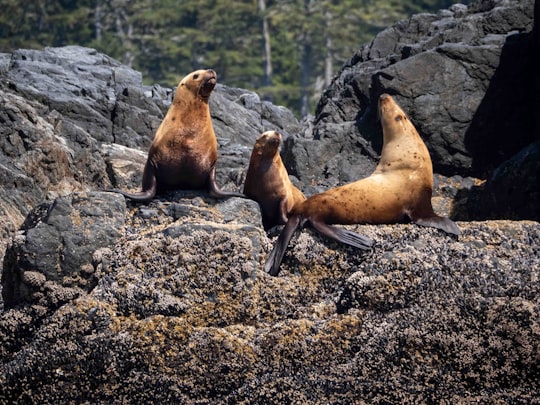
{"left": 414, "top": 216, "right": 460, "bottom": 236}
{"left": 109, "top": 187, "right": 156, "bottom": 202}
{"left": 208, "top": 166, "right": 246, "bottom": 199}
{"left": 279, "top": 198, "right": 290, "bottom": 225}
{"left": 107, "top": 162, "right": 158, "bottom": 202}
{"left": 264, "top": 214, "right": 302, "bottom": 277}
{"left": 310, "top": 220, "right": 373, "bottom": 250}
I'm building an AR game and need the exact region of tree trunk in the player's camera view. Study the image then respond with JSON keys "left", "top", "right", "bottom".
{"left": 300, "top": 29, "right": 312, "bottom": 118}
{"left": 114, "top": 7, "right": 133, "bottom": 67}
{"left": 324, "top": 9, "right": 333, "bottom": 88}
{"left": 259, "top": 0, "right": 272, "bottom": 87}
{"left": 95, "top": 0, "right": 102, "bottom": 42}
{"left": 300, "top": 0, "right": 313, "bottom": 118}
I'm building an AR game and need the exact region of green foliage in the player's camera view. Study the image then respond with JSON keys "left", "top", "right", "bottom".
{"left": 0, "top": 0, "right": 467, "bottom": 117}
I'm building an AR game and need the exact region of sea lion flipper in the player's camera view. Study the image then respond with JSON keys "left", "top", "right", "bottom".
{"left": 264, "top": 214, "right": 302, "bottom": 276}
{"left": 279, "top": 198, "right": 290, "bottom": 225}
{"left": 331, "top": 228, "right": 374, "bottom": 249}
{"left": 310, "top": 220, "right": 373, "bottom": 250}
{"left": 208, "top": 166, "right": 246, "bottom": 199}
{"left": 109, "top": 188, "right": 156, "bottom": 203}
{"left": 414, "top": 216, "right": 460, "bottom": 236}
{"left": 107, "top": 164, "right": 157, "bottom": 202}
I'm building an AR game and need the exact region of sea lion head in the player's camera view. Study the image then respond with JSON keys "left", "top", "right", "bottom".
{"left": 179, "top": 69, "right": 217, "bottom": 100}
{"left": 378, "top": 93, "right": 412, "bottom": 141}
{"left": 254, "top": 130, "right": 282, "bottom": 159}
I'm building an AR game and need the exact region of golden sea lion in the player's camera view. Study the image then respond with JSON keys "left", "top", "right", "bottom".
{"left": 265, "top": 93, "right": 460, "bottom": 276}
{"left": 244, "top": 130, "right": 306, "bottom": 230}
{"left": 111, "top": 69, "right": 244, "bottom": 202}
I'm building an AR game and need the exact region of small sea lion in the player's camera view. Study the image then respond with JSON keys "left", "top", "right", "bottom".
{"left": 111, "top": 69, "right": 244, "bottom": 202}
{"left": 243, "top": 130, "right": 306, "bottom": 230}
{"left": 265, "top": 93, "right": 460, "bottom": 276}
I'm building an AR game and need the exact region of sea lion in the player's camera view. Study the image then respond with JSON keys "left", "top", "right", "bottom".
{"left": 111, "top": 69, "right": 244, "bottom": 202}
{"left": 243, "top": 130, "right": 306, "bottom": 230}
{"left": 265, "top": 93, "right": 460, "bottom": 276}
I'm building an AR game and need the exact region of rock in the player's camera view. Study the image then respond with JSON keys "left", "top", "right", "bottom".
{"left": 289, "top": 0, "right": 536, "bottom": 182}
{"left": 2, "top": 192, "right": 126, "bottom": 308}
{"left": 1, "top": 0, "right": 540, "bottom": 401}
{"left": 0, "top": 209, "right": 538, "bottom": 402}
{"left": 468, "top": 141, "right": 540, "bottom": 220}
{"left": 100, "top": 143, "right": 147, "bottom": 191}
{"left": 0, "top": 45, "right": 301, "bottom": 266}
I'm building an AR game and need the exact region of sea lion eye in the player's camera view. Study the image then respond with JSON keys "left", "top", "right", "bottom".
{"left": 193, "top": 74, "right": 199, "bottom": 80}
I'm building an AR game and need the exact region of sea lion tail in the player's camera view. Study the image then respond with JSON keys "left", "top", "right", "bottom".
{"left": 310, "top": 220, "right": 373, "bottom": 250}
{"left": 414, "top": 216, "right": 460, "bottom": 236}
{"left": 264, "top": 214, "right": 302, "bottom": 277}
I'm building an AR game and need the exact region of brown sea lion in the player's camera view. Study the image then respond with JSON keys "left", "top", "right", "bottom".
{"left": 244, "top": 130, "right": 307, "bottom": 230}
{"left": 265, "top": 93, "right": 460, "bottom": 276}
{"left": 111, "top": 69, "right": 244, "bottom": 202}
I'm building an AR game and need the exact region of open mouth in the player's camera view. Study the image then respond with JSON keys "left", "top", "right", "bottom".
{"left": 199, "top": 70, "right": 217, "bottom": 98}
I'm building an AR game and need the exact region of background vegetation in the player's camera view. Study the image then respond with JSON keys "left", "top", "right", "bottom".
{"left": 0, "top": 0, "right": 466, "bottom": 116}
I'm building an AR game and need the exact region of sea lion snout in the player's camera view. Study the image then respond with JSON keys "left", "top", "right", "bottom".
{"left": 378, "top": 93, "right": 406, "bottom": 125}
{"left": 267, "top": 132, "right": 283, "bottom": 156}
{"left": 378, "top": 93, "right": 394, "bottom": 111}
{"left": 258, "top": 130, "right": 282, "bottom": 149}
{"left": 197, "top": 69, "right": 217, "bottom": 98}
{"left": 266, "top": 130, "right": 282, "bottom": 144}
{"left": 377, "top": 93, "right": 392, "bottom": 120}
{"left": 204, "top": 69, "right": 217, "bottom": 84}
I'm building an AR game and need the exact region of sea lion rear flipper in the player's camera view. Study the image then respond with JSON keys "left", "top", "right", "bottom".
{"left": 414, "top": 216, "right": 460, "bottom": 236}
{"left": 310, "top": 220, "right": 373, "bottom": 250}
{"left": 264, "top": 214, "right": 302, "bottom": 276}
{"left": 208, "top": 166, "right": 246, "bottom": 199}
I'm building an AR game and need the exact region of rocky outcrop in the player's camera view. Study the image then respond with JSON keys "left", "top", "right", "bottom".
{"left": 1, "top": 0, "right": 539, "bottom": 402}
{"left": 287, "top": 0, "right": 536, "bottom": 183}
{"left": 1, "top": 192, "right": 539, "bottom": 402}
{"left": 2, "top": 192, "right": 126, "bottom": 308}
{"left": 0, "top": 0, "right": 537, "bottom": 255}
{"left": 0, "top": 45, "right": 301, "bottom": 264}
{"left": 468, "top": 140, "right": 540, "bottom": 220}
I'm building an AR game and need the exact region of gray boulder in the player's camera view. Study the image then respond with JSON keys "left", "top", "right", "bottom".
{"left": 2, "top": 192, "right": 126, "bottom": 308}
{"left": 468, "top": 140, "right": 540, "bottom": 220}
{"left": 287, "top": 0, "right": 535, "bottom": 183}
